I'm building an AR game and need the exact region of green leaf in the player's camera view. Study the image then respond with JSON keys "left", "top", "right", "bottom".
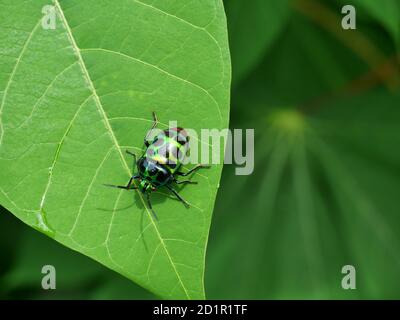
{"left": 346, "top": 0, "right": 400, "bottom": 44}
{"left": 0, "top": 0, "right": 231, "bottom": 299}
{"left": 225, "top": 0, "right": 290, "bottom": 86}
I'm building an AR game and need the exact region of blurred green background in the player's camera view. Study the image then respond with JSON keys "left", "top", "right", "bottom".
{"left": 1, "top": 0, "right": 400, "bottom": 299}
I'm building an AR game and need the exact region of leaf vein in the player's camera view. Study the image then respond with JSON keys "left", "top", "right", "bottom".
{"left": 39, "top": 94, "right": 94, "bottom": 211}
{"left": 0, "top": 20, "right": 41, "bottom": 146}
{"left": 68, "top": 146, "right": 114, "bottom": 236}
{"left": 80, "top": 47, "right": 222, "bottom": 124}
{"left": 54, "top": 0, "right": 191, "bottom": 299}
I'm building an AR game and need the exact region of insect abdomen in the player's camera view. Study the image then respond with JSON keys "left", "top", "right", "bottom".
{"left": 145, "top": 127, "right": 189, "bottom": 174}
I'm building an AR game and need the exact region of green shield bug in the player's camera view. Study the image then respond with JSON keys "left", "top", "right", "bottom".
{"left": 105, "top": 112, "right": 209, "bottom": 220}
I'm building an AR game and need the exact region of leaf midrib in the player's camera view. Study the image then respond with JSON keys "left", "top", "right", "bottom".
{"left": 54, "top": 0, "right": 191, "bottom": 299}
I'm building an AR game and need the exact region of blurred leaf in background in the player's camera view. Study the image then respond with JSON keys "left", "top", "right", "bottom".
{"left": 0, "top": 205, "right": 155, "bottom": 299}
{"left": 206, "top": 0, "right": 400, "bottom": 299}
{"left": 344, "top": 0, "right": 400, "bottom": 44}
{"left": 226, "top": 0, "right": 290, "bottom": 86}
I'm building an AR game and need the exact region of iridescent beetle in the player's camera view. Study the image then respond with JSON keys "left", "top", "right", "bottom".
{"left": 105, "top": 112, "right": 208, "bottom": 220}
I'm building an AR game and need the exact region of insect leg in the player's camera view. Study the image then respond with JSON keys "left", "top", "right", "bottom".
{"left": 104, "top": 175, "right": 140, "bottom": 190}
{"left": 174, "top": 179, "right": 198, "bottom": 185}
{"left": 166, "top": 185, "right": 190, "bottom": 207}
{"left": 177, "top": 164, "right": 210, "bottom": 177}
{"left": 145, "top": 192, "right": 159, "bottom": 221}
{"left": 144, "top": 111, "right": 159, "bottom": 147}
{"left": 126, "top": 150, "right": 137, "bottom": 172}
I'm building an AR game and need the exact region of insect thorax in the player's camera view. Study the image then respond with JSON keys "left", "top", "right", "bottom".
{"left": 137, "top": 157, "right": 173, "bottom": 188}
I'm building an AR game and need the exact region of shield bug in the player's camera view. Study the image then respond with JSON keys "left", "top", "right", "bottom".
{"left": 105, "top": 112, "right": 208, "bottom": 220}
